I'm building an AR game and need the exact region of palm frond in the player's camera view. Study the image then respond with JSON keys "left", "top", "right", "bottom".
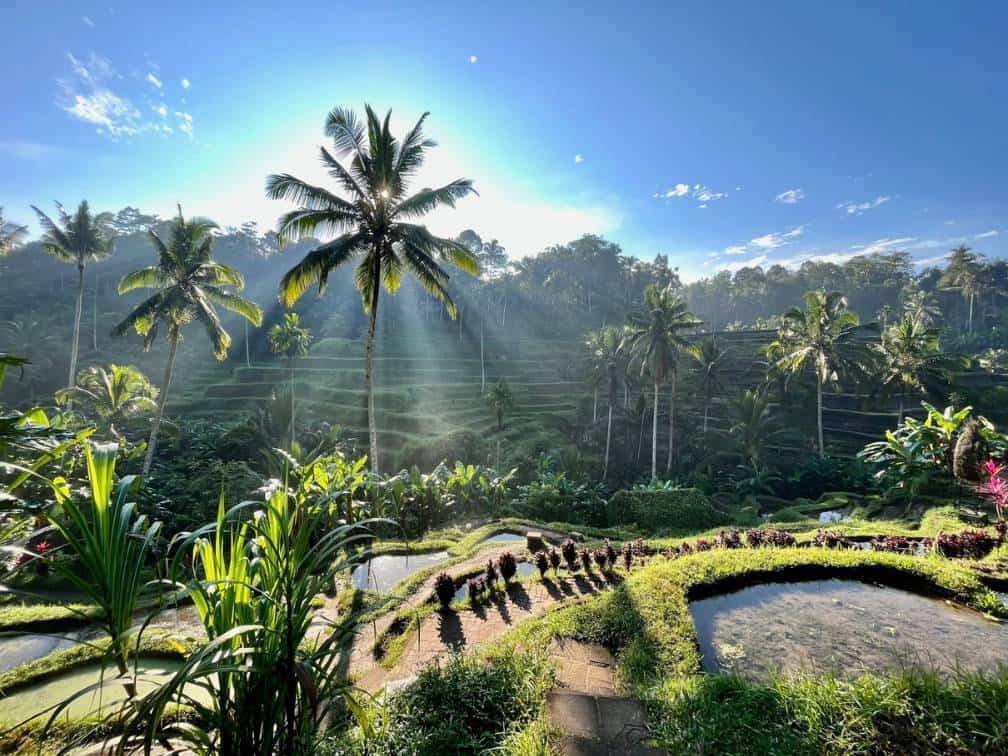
{"left": 278, "top": 233, "right": 364, "bottom": 306}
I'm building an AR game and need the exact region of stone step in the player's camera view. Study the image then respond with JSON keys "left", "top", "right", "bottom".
{"left": 547, "top": 691, "right": 665, "bottom": 755}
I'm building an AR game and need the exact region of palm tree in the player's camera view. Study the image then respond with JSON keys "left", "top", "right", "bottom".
{"left": 623, "top": 283, "right": 701, "bottom": 479}
{"left": 31, "top": 201, "right": 113, "bottom": 391}
{"left": 939, "top": 245, "right": 983, "bottom": 334}
{"left": 56, "top": 364, "right": 158, "bottom": 440}
{"left": 267, "top": 312, "right": 313, "bottom": 448}
{"left": 768, "top": 290, "right": 870, "bottom": 457}
{"left": 729, "top": 389, "right": 780, "bottom": 466}
{"left": 268, "top": 105, "right": 478, "bottom": 472}
{"left": 0, "top": 207, "right": 28, "bottom": 256}
{"left": 877, "top": 314, "right": 959, "bottom": 423}
{"left": 691, "top": 336, "right": 728, "bottom": 436}
{"left": 113, "top": 206, "right": 263, "bottom": 475}
{"left": 486, "top": 380, "right": 514, "bottom": 431}
{"left": 903, "top": 288, "right": 942, "bottom": 327}
{"left": 587, "top": 326, "right": 623, "bottom": 480}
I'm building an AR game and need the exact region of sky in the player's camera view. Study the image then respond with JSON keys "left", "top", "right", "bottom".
{"left": 1, "top": 2, "right": 1006, "bottom": 281}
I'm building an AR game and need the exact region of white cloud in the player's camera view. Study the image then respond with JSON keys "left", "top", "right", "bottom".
{"left": 57, "top": 54, "right": 148, "bottom": 137}
{"left": 146, "top": 72, "right": 162, "bottom": 89}
{"left": 175, "top": 111, "right": 193, "bottom": 122}
{"left": 692, "top": 184, "right": 727, "bottom": 202}
{"left": 750, "top": 225, "right": 805, "bottom": 249}
{"left": 976, "top": 230, "right": 999, "bottom": 239}
{"left": 155, "top": 104, "right": 167, "bottom": 118}
{"left": 849, "top": 237, "right": 916, "bottom": 255}
{"left": 469, "top": 55, "right": 478, "bottom": 64}
{"left": 775, "top": 188, "right": 805, "bottom": 204}
{"left": 735, "top": 185, "right": 743, "bottom": 191}
{"left": 178, "top": 119, "right": 193, "bottom": 137}
{"left": 574, "top": 154, "right": 583, "bottom": 164}
{"left": 723, "top": 245, "right": 748, "bottom": 255}
{"left": 81, "top": 15, "right": 94, "bottom": 27}
{"left": 181, "top": 78, "right": 190, "bottom": 89}
{"left": 654, "top": 182, "right": 726, "bottom": 204}
{"left": 719, "top": 254, "right": 768, "bottom": 272}
{"left": 835, "top": 195, "right": 891, "bottom": 215}
{"left": 698, "top": 203, "right": 708, "bottom": 209}
{"left": 654, "top": 183, "right": 690, "bottom": 199}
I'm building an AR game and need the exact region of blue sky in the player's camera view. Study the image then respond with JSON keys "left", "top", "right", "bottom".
{"left": 1, "top": 2, "right": 1005, "bottom": 280}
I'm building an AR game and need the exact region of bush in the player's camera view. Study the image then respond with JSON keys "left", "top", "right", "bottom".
{"left": 327, "top": 649, "right": 553, "bottom": 755}
{"left": 434, "top": 573, "right": 455, "bottom": 609}
{"left": 497, "top": 552, "right": 517, "bottom": 584}
{"left": 396, "top": 431, "right": 490, "bottom": 472}
{"left": 606, "top": 488, "right": 724, "bottom": 532}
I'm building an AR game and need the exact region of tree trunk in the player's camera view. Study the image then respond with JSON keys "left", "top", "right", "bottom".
{"left": 289, "top": 357, "right": 296, "bottom": 449}
{"left": 703, "top": 394, "right": 709, "bottom": 435}
{"left": 497, "top": 408, "right": 503, "bottom": 431}
{"left": 67, "top": 263, "right": 85, "bottom": 395}
{"left": 501, "top": 293, "right": 507, "bottom": 327}
{"left": 592, "top": 387, "right": 598, "bottom": 424}
{"left": 245, "top": 320, "right": 251, "bottom": 367}
{"left": 816, "top": 380, "right": 824, "bottom": 458}
{"left": 968, "top": 292, "right": 975, "bottom": 334}
{"left": 365, "top": 285, "right": 380, "bottom": 473}
{"left": 458, "top": 305, "right": 464, "bottom": 343}
{"left": 666, "top": 370, "right": 676, "bottom": 473}
{"left": 637, "top": 407, "right": 645, "bottom": 464}
{"left": 603, "top": 397, "right": 613, "bottom": 480}
{"left": 92, "top": 274, "right": 98, "bottom": 353}
{"left": 651, "top": 379, "right": 659, "bottom": 480}
{"left": 143, "top": 333, "right": 179, "bottom": 476}
{"left": 897, "top": 395, "right": 904, "bottom": 425}
{"left": 480, "top": 318, "right": 486, "bottom": 393}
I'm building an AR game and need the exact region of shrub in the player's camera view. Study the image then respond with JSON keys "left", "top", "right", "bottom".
{"left": 549, "top": 548, "right": 561, "bottom": 575}
{"left": 718, "top": 529, "right": 742, "bottom": 549}
{"left": 622, "top": 542, "right": 633, "bottom": 570}
{"left": 935, "top": 530, "right": 999, "bottom": 559}
{"left": 812, "top": 530, "right": 852, "bottom": 549}
{"left": 534, "top": 551, "right": 549, "bottom": 578}
{"left": 561, "top": 539, "right": 578, "bottom": 571}
{"left": 434, "top": 572, "right": 455, "bottom": 609}
{"left": 485, "top": 560, "right": 498, "bottom": 590}
{"left": 593, "top": 548, "right": 608, "bottom": 571}
{"left": 467, "top": 577, "right": 484, "bottom": 605}
{"left": 872, "top": 535, "right": 914, "bottom": 553}
{"left": 497, "top": 552, "right": 517, "bottom": 584}
{"left": 745, "top": 528, "right": 797, "bottom": 548}
{"left": 604, "top": 538, "right": 617, "bottom": 569}
{"left": 606, "top": 488, "right": 724, "bottom": 531}
{"left": 578, "top": 548, "right": 592, "bottom": 572}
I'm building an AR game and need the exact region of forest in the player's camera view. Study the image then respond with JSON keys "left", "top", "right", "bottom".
{"left": 0, "top": 105, "right": 1007, "bottom": 756}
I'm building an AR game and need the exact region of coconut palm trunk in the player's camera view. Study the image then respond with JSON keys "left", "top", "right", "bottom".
{"left": 288, "top": 356, "right": 296, "bottom": 449}
{"left": 816, "top": 379, "right": 824, "bottom": 458}
{"left": 143, "top": 333, "right": 179, "bottom": 476}
{"left": 365, "top": 272, "right": 380, "bottom": 472}
{"left": 666, "top": 370, "right": 677, "bottom": 473}
{"left": 68, "top": 263, "right": 85, "bottom": 391}
{"left": 703, "top": 392, "right": 710, "bottom": 435}
{"left": 651, "top": 379, "right": 660, "bottom": 479}
{"left": 603, "top": 395, "right": 613, "bottom": 480}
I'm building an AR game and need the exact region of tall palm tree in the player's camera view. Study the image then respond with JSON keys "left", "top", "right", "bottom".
{"left": 31, "top": 201, "right": 113, "bottom": 391}
{"left": 729, "top": 389, "right": 780, "bottom": 466}
{"left": 268, "top": 105, "right": 478, "bottom": 472}
{"left": 56, "top": 364, "right": 158, "bottom": 440}
{"left": 267, "top": 312, "right": 313, "bottom": 449}
{"left": 0, "top": 207, "right": 28, "bottom": 256}
{"left": 113, "top": 207, "right": 263, "bottom": 475}
{"left": 624, "top": 283, "right": 701, "bottom": 479}
{"left": 691, "top": 335, "right": 728, "bottom": 436}
{"left": 939, "top": 245, "right": 983, "bottom": 334}
{"left": 486, "top": 380, "right": 514, "bottom": 431}
{"left": 768, "top": 290, "right": 870, "bottom": 457}
{"left": 877, "top": 314, "right": 959, "bottom": 423}
{"left": 587, "top": 326, "right": 623, "bottom": 480}
{"left": 903, "top": 288, "right": 942, "bottom": 327}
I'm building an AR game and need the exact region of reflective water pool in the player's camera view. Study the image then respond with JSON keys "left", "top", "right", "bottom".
{"left": 0, "top": 658, "right": 199, "bottom": 725}
{"left": 690, "top": 579, "right": 1008, "bottom": 680}
{"left": 351, "top": 551, "right": 450, "bottom": 594}
{"left": 479, "top": 532, "right": 524, "bottom": 545}
{"left": 0, "top": 633, "right": 77, "bottom": 673}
